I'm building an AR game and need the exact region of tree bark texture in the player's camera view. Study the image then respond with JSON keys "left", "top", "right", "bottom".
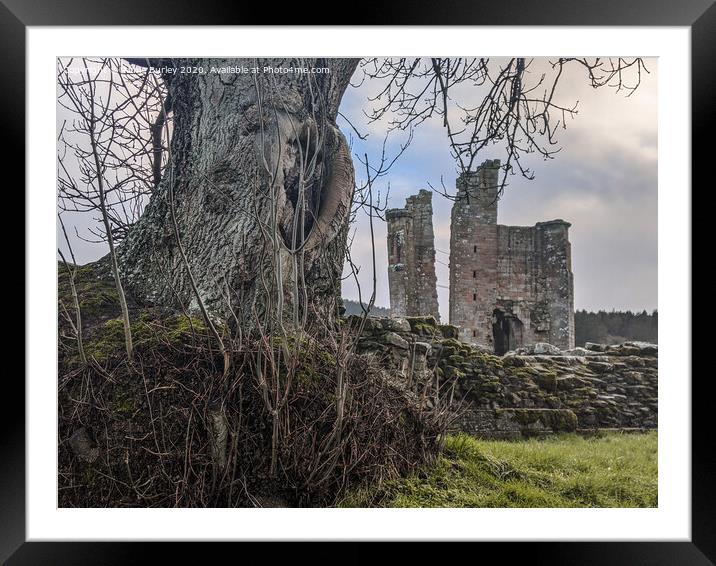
{"left": 118, "top": 58, "right": 359, "bottom": 327}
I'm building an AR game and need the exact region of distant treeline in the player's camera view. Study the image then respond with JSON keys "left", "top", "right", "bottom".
{"left": 574, "top": 310, "right": 658, "bottom": 346}
{"left": 341, "top": 300, "right": 658, "bottom": 346}
{"left": 342, "top": 299, "right": 391, "bottom": 317}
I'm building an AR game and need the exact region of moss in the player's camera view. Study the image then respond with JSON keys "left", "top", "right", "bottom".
{"left": 498, "top": 409, "right": 577, "bottom": 432}
{"left": 546, "top": 410, "right": 578, "bottom": 432}
{"left": 438, "top": 338, "right": 480, "bottom": 360}
{"left": 544, "top": 395, "right": 562, "bottom": 409}
{"left": 502, "top": 355, "right": 526, "bottom": 368}
{"left": 406, "top": 316, "right": 438, "bottom": 335}
{"left": 296, "top": 367, "right": 320, "bottom": 385}
{"left": 443, "top": 366, "right": 466, "bottom": 380}
{"left": 437, "top": 324, "right": 459, "bottom": 339}
{"left": 162, "top": 315, "right": 208, "bottom": 343}
{"left": 318, "top": 350, "right": 338, "bottom": 368}
{"left": 535, "top": 371, "right": 558, "bottom": 392}
{"left": 440, "top": 338, "right": 463, "bottom": 349}
{"left": 58, "top": 261, "right": 119, "bottom": 319}
{"left": 111, "top": 394, "right": 136, "bottom": 417}
{"left": 595, "top": 406, "right": 614, "bottom": 418}
{"left": 468, "top": 351, "right": 503, "bottom": 369}
{"left": 82, "top": 318, "right": 132, "bottom": 362}
{"left": 507, "top": 367, "right": 540, "bottom": 381}
{"left": 412, "top": 323, "right": 438, "bottom": 337}
{"left": 478, "top": 382, "right": 501, "bottom": 394}
{"left": 280, "top": 339, "right": 340, "bottom": 387}
{"left": 81, "top": 314, "right": 208, "bottom": 364}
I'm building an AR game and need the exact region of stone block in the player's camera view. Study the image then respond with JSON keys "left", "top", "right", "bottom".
{"left": 381, "top": 331, "right": 409, "bottom": 350}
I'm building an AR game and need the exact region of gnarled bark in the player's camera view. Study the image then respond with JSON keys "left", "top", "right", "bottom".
{"left": 117, "top": 58, "right": 359, "bottom": 327}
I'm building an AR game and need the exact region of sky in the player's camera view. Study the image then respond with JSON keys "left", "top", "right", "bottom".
{"left": 58, "top": 57, "right": 658, "bottom": 319}
{"left": 337, "top": 58, "right": 658, "bottom": 318}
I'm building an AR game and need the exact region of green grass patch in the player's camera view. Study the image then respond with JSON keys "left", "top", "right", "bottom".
{"left": 339, "top": 431, "right": 657, "bottom": 508}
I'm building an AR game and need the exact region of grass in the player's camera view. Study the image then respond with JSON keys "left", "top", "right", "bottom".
{"left": 339, "top": 431, "right": 657, "bottom": 508}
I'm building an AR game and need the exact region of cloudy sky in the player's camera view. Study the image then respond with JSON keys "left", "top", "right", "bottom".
{"left": 58, "top": 57, "right": 657, "bottom": 319}
{"left": 337, "top": 58, "right": 658, "bottom": 318}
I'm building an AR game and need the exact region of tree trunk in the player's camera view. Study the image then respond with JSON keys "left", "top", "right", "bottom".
{"left": 118, "top": 58, "right": 359, "bottom": 328}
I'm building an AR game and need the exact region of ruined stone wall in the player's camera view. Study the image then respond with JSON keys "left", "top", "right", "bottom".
{"left": 449, "top": 161, "right": 500, "bottom": 344}
{"left": 386, "top": 209, "right": 411, "bottom": 317}
{"left": 386, "top": 190, "right": 440, "bottom": 321}
{"left": 449, "top": 159, "right": 575, "bottom": 351}
{"left": 535, "top": 221, "right": 575, "bottom": 349}
{"left": 349, "top": 315, "right": 657, "bottom": 438}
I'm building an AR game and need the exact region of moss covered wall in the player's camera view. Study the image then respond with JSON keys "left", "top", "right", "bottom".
{"left": 350, "top": 315, "right": 657, "bottom": 437}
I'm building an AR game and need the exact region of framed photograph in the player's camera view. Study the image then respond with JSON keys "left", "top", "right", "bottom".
{"left": 7, "top": 0, "right": 709, "bottom": 562}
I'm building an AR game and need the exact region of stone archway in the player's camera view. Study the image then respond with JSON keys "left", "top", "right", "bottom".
{"left": 492, "top": 309, "right": 524, "bottom": 355}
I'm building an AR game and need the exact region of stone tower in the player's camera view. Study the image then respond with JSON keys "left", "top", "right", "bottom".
{"left": 386, "top": 190, "right": 440, "bottom": 321}
{"left": 449, "top": 159, "right": 575, "bottom": 352}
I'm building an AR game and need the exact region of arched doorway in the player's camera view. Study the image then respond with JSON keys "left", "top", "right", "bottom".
{"left": 492, "top": 309, "right": 524, "bottom": 355}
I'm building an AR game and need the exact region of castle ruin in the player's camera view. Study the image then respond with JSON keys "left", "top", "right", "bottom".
{"left": 449, "top": 159, "right": 575, "bottom": 351}
{"left": 387, "top": 159, "right": 575, "bottom": 353}
{"left": 386, "top": 190, "right": 440, "bottom": 321}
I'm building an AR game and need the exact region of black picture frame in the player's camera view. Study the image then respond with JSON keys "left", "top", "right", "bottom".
{"left": 6, "top": 0, "right": 708, "bottom": 563}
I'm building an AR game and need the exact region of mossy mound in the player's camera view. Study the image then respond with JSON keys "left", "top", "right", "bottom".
{"left": 58, "top": 264, "right": 451, "bottom": 508}
{"left": 58, "top": 261, "right": 121, "bottom": 323}
{"left": 80, "top": 313, "right": 208, "bottom": 365}
{"left": 58, "top": 260, "right": 216, "bottom": 367}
